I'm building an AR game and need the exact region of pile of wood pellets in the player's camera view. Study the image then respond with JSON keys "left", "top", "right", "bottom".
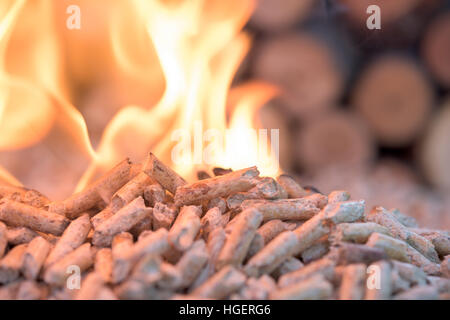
{"left": 0, "top": 153, "right": 449, "bottom": 300}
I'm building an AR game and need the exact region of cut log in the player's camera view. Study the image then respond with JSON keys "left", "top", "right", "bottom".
{"left": 422, "top": 12, "right": 450, "bottom": 88}
{"left": 419, "top": 97, "right": 450, "bottom": 192}
{"left": 252, "top": 33, "right": 343, "bottom": 118}
{"left": 352, "top": 55, "right": 434, "bottom": 146}
{"left": 250, "top": 0, "right": 314, "bottom": 32}
{"left": 295, "top": 111, "right": 374, "bottom": 173}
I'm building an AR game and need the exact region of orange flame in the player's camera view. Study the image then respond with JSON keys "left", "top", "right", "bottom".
{"left": 77, "top": 0, "right": 279, "bottom": 190}
{"left": 0, "top": 0, "right": 95, "bottom": 196}
{"left": 0, "top": 0, "right": 280, "bottom": 198}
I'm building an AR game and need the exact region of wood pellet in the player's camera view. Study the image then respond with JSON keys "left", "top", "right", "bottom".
{"left": 0, "top": 155, "right": 448, "bottom": 300}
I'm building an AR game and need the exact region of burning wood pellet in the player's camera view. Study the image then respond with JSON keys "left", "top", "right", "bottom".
{"left": 130, "top": 254, "right": 162, "bottom": 285}
{"left": 190, "top": 227, "right": 226, "bottom": 290}
{"left": 0, "top": 156, "right": 449, "bottom": 300}
{"left": 16, "top": 280, "right": 47, "bottom": 300}
{"left": 157, "top": 262, "right": 182, "bottom": 289}
{"left": 245, "top": 231, "right": 298, "bottom": 277}
{"left": 241, "top": 195, "right": 326, "bottom": 222}
{"left": 143, "top": 184, "right": 165, "bottom": 207}
{"left": 327, "top": 190, "right": 351, "bottom": 204}
{"left": 278, "top": 258, "right": 336, "bottom": 288}
{"left": 331, "top": 222, "right": 391, "bottom": 243}
{"left": 168, "top": 205, "right": 201, "bottom": 252}
{"left": 365, "top": 261, "right": 392, "bottom": 300}
{"left": 95, "top": 248, "right": 113, "bottom": 283}
{"left": 442, "top": 256, "right": 450, "bottom": 278}
{"left": 5, "top": 227, "right": 39, "bottom": 245}
{"left": 45, "top": 213, "right": 91, "bottom": 268}
{"left": 206, "top": 197, "right": 227, "bottom": 214}
{"left": 22, "top": 236, "right": 51, "bottom": 280}
{"left": 171, "top": 240, "right": 209, "bottom": 289}
{"left": 0, "top": 186, "right": 50, "bottom": 208}
{"left": 366, "top": 232, "right": 411, "bottom": 263}
{"left": 92, "top": 197, "right": 150, "bottom": 247}
{"left": 174, "top": 167, "right": 259, "bottom": 206}
{"left": 143, "top": 153, "right": 186, "bottom": 195}
{"left": 197, "top": 171, "right": 211, "bottom": 181}
{"left": 0, "top": 199, "right": 69, "bottom": 235}
{"left": 338, "top": 264, "right": 366, "bottom": 300}
{"left": 392, "top": 260, "right": 427, "bottom": 286}
{"left": 275, "top": 174, "right": 307, "bottom": 199}
{"left": 91, "top": 207, "right": 114, "bottom": 229}
{"left": 368, "top": 207, "right": 440, "bottom": 263}
{"left": 122, "top": 228, "right": 169, "bottom": 265}
{"left": 75, "top": 272, "right": 109, "bottom": 300}
{"left": 129, "top": 210, "right": 152, "bottom": 238}
{"left": 43, "top": 243, "right": 94, "bottom": 286}
{"left": 110, "top": 172, "right": 153, "bottom": 212}
{"left": 152, "top": 202, "right": 177, "bottom": 231}
{"left": 212, "top": 167, "right": 233, "bottom": 176}
{"left": 216, "top": 208, "right": 263, "bottom": 269}
{"left": 270, "top": 274, "right": 333, "bottom": 300}
{"left": 391, "top": 267, "right": 410, "bottom": 294}
{"left": 0, "top": 243, "right": 27, "bottom": 284}
{"left": 410, "top": 229, "right": 450, "bottom": 257}
{"left": 227, "top": 177, "right": 287, "bottom": 207}
{"left": 200, "top": 207, "right": 223, "bottom": 240}
{"left": 394, "top": 285, "right": 440, "bottom": 300}
{"left": 329, "top": 242, "right": 387, "bottom": 266}
{"left": 271, "top": 257, "right": 304, "bottom": 279}
{"left": 246, "top": 233, "right": 265, "bottom": 259}
{"left": 301, "top": 237, "right": 330, "bottom": 264}
{"left": 111, "top": 232, "right": 134, "bottom": 284}
{"left": 0, "top": 221, "right": 6, "bottom": 259}
{"left": 48, "top": 159, "right": 132, "bottom": 219}
{"left": 256, "top": 219, "right": 295, "bottom": 244}
{"left": 192, "top": 265, "right": 246, "bottom": 299}
{"left": 231, "top": 275, "right": 277, "bottom": 300}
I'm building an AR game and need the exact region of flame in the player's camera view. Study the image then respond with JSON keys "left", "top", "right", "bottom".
{"left": 0, "top": 0, "right": 280, "bottom": 198}
{"left": 0, "top": 0, "right": 95, "bottom": 195}
{"left": 77, "top": 0, "right": 279, "bottom": 190}
{"left": 220, "top": 81, "right": 279, "bottom": 173}
{"left": 0, "top": 165, "right": 21, "bottom": 186}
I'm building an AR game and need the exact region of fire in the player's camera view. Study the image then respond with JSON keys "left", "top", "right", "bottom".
{"left": 0, "top": 0, "right": 280, "bottom": 199}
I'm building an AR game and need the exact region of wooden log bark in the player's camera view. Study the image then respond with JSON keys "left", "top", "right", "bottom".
{"left": 422, "top": 11, "right": 450, "bottom": 88}
{"left": 352, "top": 55, "right": 434, "bottom": 146}
{"left": 250, "top": 0, "right": 314, "bottom": 32}
{"left": 295, "top": 110, "right": 374, "bottom": 173}
{"left": 252, "top": 32, "right": 343, "bottom": 118}
{"left": 419, "top": 97, "right": 450, "bottom": 192}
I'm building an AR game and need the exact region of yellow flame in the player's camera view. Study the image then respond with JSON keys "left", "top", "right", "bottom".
{"left": 0, "top": 0, "right": 280, "bottom": 196}
{"left": 77, "top": 0, "right": 279, "bottom": 190}
{"left": 0, "top": 0, "right": 95, "bottom": 195}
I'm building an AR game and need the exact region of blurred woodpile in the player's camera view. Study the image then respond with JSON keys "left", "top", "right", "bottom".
{"left": 1, "top": 0, "right": 448, "bottom": 229}
{"left": 243, "top": 0, "right": 450, "bottom": 228}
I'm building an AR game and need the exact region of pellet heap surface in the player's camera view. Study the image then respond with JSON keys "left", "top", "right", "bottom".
{"left": 0, "top": 153, "right": 449, "bottom": 300}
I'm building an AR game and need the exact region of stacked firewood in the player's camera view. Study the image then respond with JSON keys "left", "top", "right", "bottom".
{"left": 0, "top": 154, "right": 448, "bottom": 300}
{"left": 247, "top": 0, "right": 450, "bottom": 227}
